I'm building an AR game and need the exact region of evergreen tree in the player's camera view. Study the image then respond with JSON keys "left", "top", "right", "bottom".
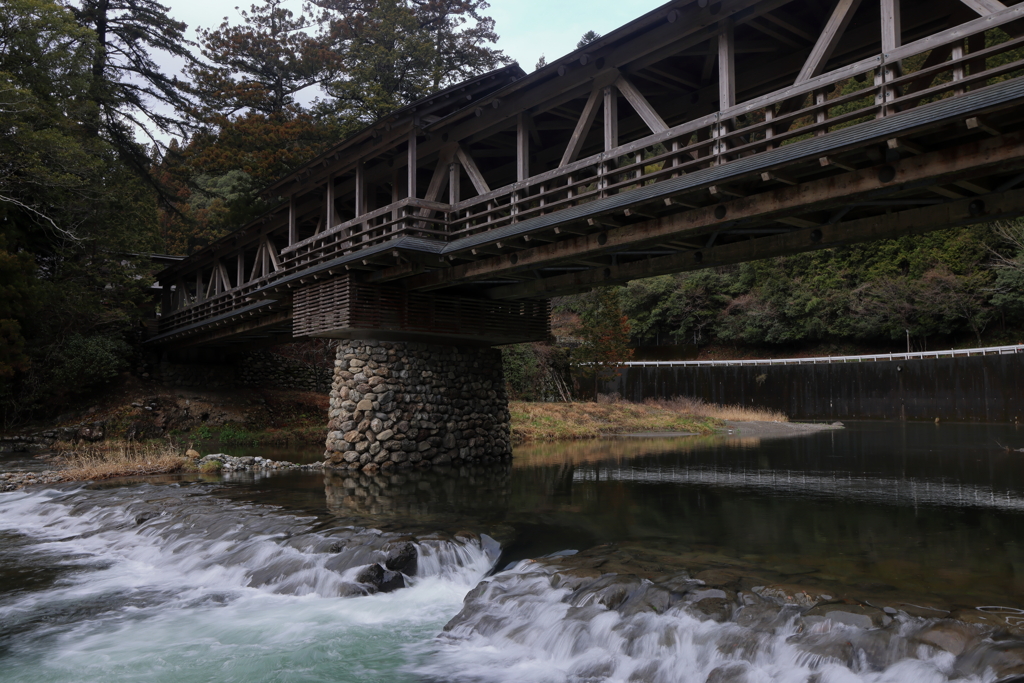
{"left": 321, "top": 0, "right": 506, "bottom": 123}
{"left": 571, "top": 287, "right": 633, "bottom": 382}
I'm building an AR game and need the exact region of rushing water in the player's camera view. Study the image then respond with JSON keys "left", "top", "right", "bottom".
{"left": 3, "top": 421, "right": 1024, "bottom": 682}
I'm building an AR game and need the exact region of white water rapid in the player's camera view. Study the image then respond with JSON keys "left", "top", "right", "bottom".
{"left": 0, "top": 483, "right": 495, "bottom": 683}
{"left": 1, "top": 481, "right": 1020, "bottom": 683}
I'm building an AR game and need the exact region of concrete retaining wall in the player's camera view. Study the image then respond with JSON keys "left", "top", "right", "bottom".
{"left": 597, "top": 354, "right": 1024, "bottom": 422}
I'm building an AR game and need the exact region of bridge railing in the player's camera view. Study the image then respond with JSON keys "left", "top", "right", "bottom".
{"left": 443, "top": 6, "right": 1024, "bottom": 241}
{"left": 281, "top": 197, "right": 450, "bottom": 267}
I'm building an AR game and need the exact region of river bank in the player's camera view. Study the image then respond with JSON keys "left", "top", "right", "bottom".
{"left": 1, "top": 386, "right": 800, "bottom": 487}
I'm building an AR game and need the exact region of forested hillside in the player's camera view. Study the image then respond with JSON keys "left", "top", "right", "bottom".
{"left": 0, "top": 0, "right": 504, "bottom": 425}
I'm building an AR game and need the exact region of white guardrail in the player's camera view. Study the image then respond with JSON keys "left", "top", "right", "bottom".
{"left": 623, "top": 344, "right": 1024, "bottom": 368}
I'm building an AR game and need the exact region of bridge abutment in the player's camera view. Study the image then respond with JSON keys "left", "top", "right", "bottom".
{"left": 325, "top": 340, "right": 511, "bottom": 473}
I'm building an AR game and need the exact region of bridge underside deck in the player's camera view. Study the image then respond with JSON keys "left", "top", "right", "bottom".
{"left": 150, "top": 0, "right": 1024, "bottom": 348}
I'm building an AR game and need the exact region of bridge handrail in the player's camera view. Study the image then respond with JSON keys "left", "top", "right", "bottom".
{"left": 281, "top": 197, "right": 449, "bottom": 255}
{"left": 621, "top": 344, "right": 1024, "bottom": 368}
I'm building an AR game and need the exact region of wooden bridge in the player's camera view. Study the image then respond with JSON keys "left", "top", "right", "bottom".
{"left": 150, "top": 0, "right": 1024, "bottom": 349}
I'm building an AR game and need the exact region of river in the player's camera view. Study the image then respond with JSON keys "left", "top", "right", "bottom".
{"left": 2, "top": 421, "right": 1024, "bottom": 682}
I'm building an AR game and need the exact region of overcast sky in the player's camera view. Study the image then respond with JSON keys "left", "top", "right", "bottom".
{"left": 162, "top": 0, "right": 667, "bottom": 77}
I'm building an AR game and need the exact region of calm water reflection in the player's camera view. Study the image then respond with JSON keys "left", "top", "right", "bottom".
{"left": 214, "top": 421, "right": 1024, "bottom": 612}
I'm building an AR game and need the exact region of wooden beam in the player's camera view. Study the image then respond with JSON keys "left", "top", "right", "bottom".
{"left": 614, "top": 75, "right": 668, "bottom": 134}
{"left": 559, "top": 87, "right": 602, "bottom": 167}
{"left": 355, "top": 162, "right": 366, "bottom": 217}
{"left": 483, "top": 187, "right": 1024, "bottom": 300}
{"left": 762, "top": 12, "right": 817, "bottom": 42}
{"left": 423, "top": 153, "right": 452, "bottom": 204}
{"left": 407, "top": 130, "right": 418, "bottom": 200}
{"left": 397, "top": 131, "right": 1024, "bottom": 291}
{"left": 449, "top": 161, "right": 461, "bottom": 204}
{"left": 958, "top": 0, "right": 1007, "bottom": 15}
{"left": 288, "top": 195, "right": 297, "bottom": 245}
{"left": 881, "top": 0, "right": 902, "bottom": 54}
{"left": 718, "top": 17, "right": 736, "bottom": 108}
{"left": 746, "top": 18, "right": 803, "bottom": 48}
{"left": 326, "top": 174, "right": 337, "bottom": 229}
{"left": 455, "top": 146, "right": 491, "bottom": 194}
{"left": 604, "top": 85, "right": 619, "bottom": 151}
{"left": 796, "top": 0, "right": 865, "bottom": 83}
{"left": 517, "top": 112, "right": 530, "bottom": 181}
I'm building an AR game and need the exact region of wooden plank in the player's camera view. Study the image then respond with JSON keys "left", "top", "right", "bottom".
{"left": 718, "top": 17, "right": 736, "bottom": 108}
{"left": 604, "top": 85, "right": 619, "bottom": 152}
{"left": 958, "top": 0, "right": 1007, "bottom": 15}
{"left": 796, "top": 0, "right": 865, "bottom": 83}
{"left": 614, "top": 75, "right": 668, "bottom": 134}
{"left": 517, "top": 112, "right": 530, "bottom": 181}
{"left": 559, "top": 87, "right": 603, "bottom": 167}
{"left": 455, "top": 146, "right": 491, "bottom": 194}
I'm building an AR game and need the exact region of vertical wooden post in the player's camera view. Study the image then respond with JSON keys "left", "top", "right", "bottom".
{"left": 718, "top": 18, "right": 736, "bottom": 109}
{"left": 288, "top": 195, "right": 297, "bottom": 245}
{"left": 160, "top": 281, "right": 172, "bottom": 316}
{"left": 516, "top": 112, "right": 530, "bottom": 182}
{"left": 952, "top": 41, "right": 965, "bottom": 95}
{"left": 603, "top": 86, "right": 618, "bottom": 151}
{"left": 881, "top": 0, "right": 902, "bottom": 114}
{"left": 449, "top": 161, "right": 461, "bottom": 204}
{"left": 764, "top": 108, "right": 775, "bottom": 151}
{"left": 355, "top": 162, "right": 366, "bottom": 217}
{"left": 391, "top": 168, "right": 402, "bottom": 232}
{"left": 602, "top": 86, "right": 618, "bottom": 198}
{"left": 325, "top": 175, "right": 336, "bottom": 231}
{"left": 815, "top": 89, "right": 828, "bottom": 135}
{"left": 407, "top": 130, "right": 418, "bottom": 201}
{"left": 880, "top": 0, "right": 901, "bottom": 54}
{"left": 236, "top": 253, "right": 244, "bottom": 289}
{"left": 195, "top": 270, "right": 204, "bottom": 303}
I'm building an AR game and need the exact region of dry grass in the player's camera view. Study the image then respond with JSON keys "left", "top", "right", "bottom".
{"left": 55, "top": 440, "right": 193, "bottom": 481}
{"left": 509, "top": 400, "right": 719, "bottom": 444}
{"left": 509, "top": 395, "right": 787, "bottom": 444}
{"left": 641, "top": 396, "right": 788, "bottom": 423}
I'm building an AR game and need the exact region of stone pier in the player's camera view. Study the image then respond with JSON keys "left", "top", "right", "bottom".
{"left": 324, "top": 340, "right": 511, "bottom": 473}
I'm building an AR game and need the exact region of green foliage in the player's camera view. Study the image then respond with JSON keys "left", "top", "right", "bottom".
{"left": 576, "top": 31, "right": 601, "bottom": 49}
{"left": 49, "top": 333, "right": 132, "bottom": 388}
{"left": 569, "top": 288, "right": 633, "bottom": 379}
{"left": 321, "top": 0, "right": 507, "bottom": 124}
{"left": 0, "top": 0, "right": 162, "bottom": 426}
{"left": 217, "top": 424, "right": 261, "bottom": 446}
{"left": 191, "top": 425, "right": 214, "bottom": 440}
{"left": 613, "top": 225, "right": 1017, "bottom": 352}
